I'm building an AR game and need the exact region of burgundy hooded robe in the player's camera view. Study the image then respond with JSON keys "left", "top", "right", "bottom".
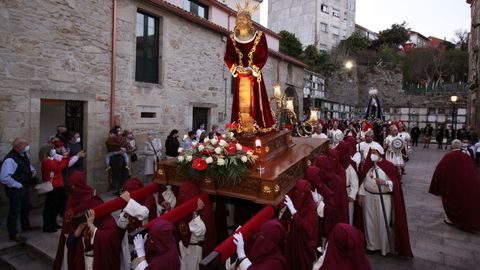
{"left": 306, "top": 166, "right": 336, "bottom": 238}
{"left": 319, "top": 223, "right": 372, "bottom": 270}
{"left": 279, "top": 179, "right": 318, "bottom": 270}
{"left": 429, "top": 150, "right": 480, "bottom": 231}
{"left": 243, "top": 219, "right": 287, "bottom": 270}
{"left": 144, "top": 220, "right": 180, "bottom": 270}
{"left": 316, "top": 156, "right": 349, "bottom": 225}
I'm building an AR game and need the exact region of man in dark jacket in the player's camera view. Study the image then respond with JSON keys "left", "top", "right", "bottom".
{"left": 0, "top": 138, "right": 37, "bottom": 242}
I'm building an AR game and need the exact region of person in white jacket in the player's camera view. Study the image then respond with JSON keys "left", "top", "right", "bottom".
{"left": 143, "top": 132, "right": 162, "bottom": 182}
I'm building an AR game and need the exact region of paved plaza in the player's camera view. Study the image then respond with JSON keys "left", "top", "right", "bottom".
{"left": 0, "top": 146, "right": 479, "bottom": 269}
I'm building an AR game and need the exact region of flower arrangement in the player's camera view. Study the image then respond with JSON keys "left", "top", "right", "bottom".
{"left": 176, "top": 132, "right": 258, "bottom": 186}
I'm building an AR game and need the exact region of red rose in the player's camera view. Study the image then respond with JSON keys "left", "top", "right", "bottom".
{"left": 226, "top": 143, "right": 237, "bottom": 155}
{"left": 192, "top": 158, "right": 208, "bottom": 171}
{"left": 243, "top": 146, "right": 253, "bottom": 154}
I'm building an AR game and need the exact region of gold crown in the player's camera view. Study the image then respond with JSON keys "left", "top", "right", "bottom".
{"left": 236, "top": 0, "right": 260, "bottom": 16}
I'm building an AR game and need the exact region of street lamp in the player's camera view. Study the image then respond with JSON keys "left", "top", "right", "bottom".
{"left": 450, "top": 95, "right": 458, "bottom": 131}
{"left": 345, "top": 60, "right": 354, "bottom": 70}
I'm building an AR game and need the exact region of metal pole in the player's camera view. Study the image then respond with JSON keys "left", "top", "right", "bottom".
{"left": 373, "top": 162, "right": 393, "bottom": 250}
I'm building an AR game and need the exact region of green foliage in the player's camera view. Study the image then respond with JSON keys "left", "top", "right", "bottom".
{"left": 372, "top": 22, "right": 410, "bottom": 49}
{"left": 402, "top": 47, "right": 468, "bottom": 84}
{"left": 301, "top": 45, "right": 337, "bottom": 75}
{"left": 338, "top": 32, "right": 370, "bottom": 56}
{"left": 279, "top": 30, "right": 303, "bottom": 58}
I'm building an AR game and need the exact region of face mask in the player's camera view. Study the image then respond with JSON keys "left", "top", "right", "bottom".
{"left": 371, "top": 154, "right": 379, "bottom": 162}
{"left": 49, "top": 149, "right": 56, "bottom": 157}
{"left": 127, "top": 134, "right": 133, "bottom": 139}
{"left": 23, "top": 145, "right": 30, "bottom": 153}
{"left": 462, "top": 143, "right": 469, "bottom": 149}
{"left": 76, "top": 137, "right": 81, "bottom": 143}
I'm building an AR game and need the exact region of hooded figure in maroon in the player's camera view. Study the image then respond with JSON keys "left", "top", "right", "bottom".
{"left": 359, "top": 149, "right": 413, "bottom": 257}
{"left": 279, "top": 179, "right": 318, "bottom": 270}
{"left": 316, "top": 156, "right": 349, "bottom": 225}
{"left": 336, "top": 141, "right": 357, "bottom": 171}
{"left": 82, "top": 196, "right": 126, "bottom": 270}
{"left": 123, "top": 178, "right": 158, "bottom": 223}
{"left": 242, "top": 219, "right": 288, "bottom": 269}
{"left": 429, "top": 149, "right": 480, "bottom": 231}
{"left": 306, "top": 165, "right": 336, "bottom": 238}
{"left": 319, "top": 223, "right": 372, "bottom": 270}
{"left": 53, "top": 171, "right": 95, "bottom": 270}
{"left": 176, "top": 180, "right": 216, "bottom": 257}
{"left": 144, "top": 220, "right": 180, "bottom": 270}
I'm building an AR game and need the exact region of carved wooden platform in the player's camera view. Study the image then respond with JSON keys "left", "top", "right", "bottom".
{"left": 154, "top": 134, "right": 329, "bottom": 206}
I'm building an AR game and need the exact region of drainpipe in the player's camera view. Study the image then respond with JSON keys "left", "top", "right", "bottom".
{"left": 110, "top": 0, "right": 117, "bottom": 127}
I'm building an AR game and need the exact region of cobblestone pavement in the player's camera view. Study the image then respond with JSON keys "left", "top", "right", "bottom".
{"left": 367, "top": 146, "right": 480, "bottom": 270}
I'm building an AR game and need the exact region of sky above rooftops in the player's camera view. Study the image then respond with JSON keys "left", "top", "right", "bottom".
{"left": 260, "top": 0, "right": 470, "bottom": 42}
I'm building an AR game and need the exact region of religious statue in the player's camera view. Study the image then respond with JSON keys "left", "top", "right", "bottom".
{"left": 365, "top": 88, "right": 384, "bottom": 121}
{"left": 224, "top": 0, "right": 276, "bottom": 135}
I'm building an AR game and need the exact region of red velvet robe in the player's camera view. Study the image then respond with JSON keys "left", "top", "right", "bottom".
{"left": 224, "top": 31, "right": 275, "bottom": 132}
{"left": 429, "top": 150, "right": 480, "bottom": 231}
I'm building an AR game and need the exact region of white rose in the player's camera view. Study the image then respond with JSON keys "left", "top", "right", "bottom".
{"left": 178, "top": 156, "right": 184, "bottom": 162}
{"left": 229, "top": 132, "right": 234, "bottom": 138}
{"left": 246, "top": 150, "right": 253, "bottom": 156}
{"left": 215, "top": 147, "right": 222, "bottom": 155}
{"left": 198, "top": 145, "right": 205, "bottom": 152}
{"left": 211, "top": 139, "right": 218, "bottom": 145}
{"left": 205, "top": 157, "right": 213, "bottom": 164}
{"left": 178, "top": 147, "right": 184, "bottom": 153}
{"left": 186, "top": 155, "right": 193, "bottom": 162}
{"left": 217, "top": 158, "right": 225, "bottom": 166}
{"left": 203, "top": 138, "right": 210, "bottom": 143}
{"left": 192, "top": 141, "right": 198, "bottom": 147}
{"left": 236, "top": 143, "right": 243, "bottom": 151}
{"left": 241, "top": 156, "right": 248, "bottom": 163}
{"left": 219, "top": 140, "right": 227, "bottom": 146}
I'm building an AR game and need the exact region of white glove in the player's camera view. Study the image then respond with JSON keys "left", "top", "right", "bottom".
{"left": 133, "top": 233, "right": 147, "bottom": 258}
{"left": 284, "top": 195, "right": 297, "bottom": 215}
{"left": 233, "top": 232, "right": 246, "bottom": 259}
{"left": 311, "top": 189, "right": 320, "bottom": 203}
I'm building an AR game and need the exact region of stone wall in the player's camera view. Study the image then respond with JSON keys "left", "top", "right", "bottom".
{"left": 325, "top": 65, "right": 468, "bottom": 123}
{"left": 468, "top": 0, "right": 480, "bottom": 133}
{"left": 0, "top": 0, "right": 112, "bottom": 191}
{"left": 0, "top": 0, "right": 305, "bottom": 190}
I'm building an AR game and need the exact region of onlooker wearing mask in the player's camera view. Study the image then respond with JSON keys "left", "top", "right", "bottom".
{"left": 124, "top": 129, "right": 138, "bottom": 170}
{"left": 183, "top": 131, "right": 196, "bottom": 149}
{"left": 144, "top": 132, "right": 162, "bottom": 182}
{"left": 165, "top": 130, "right": 180, "bottom": 158}
{"left": 65, "top": 132, "right": 84, "bottom": 177}
{"left": 40, "top": 144, "right": 69, "bottom": 233}
{"left": 196, "top": 124, "right": 205, "bottom": 141}
{"left": 0, "top": 138, "right": 37, "bottom": 242}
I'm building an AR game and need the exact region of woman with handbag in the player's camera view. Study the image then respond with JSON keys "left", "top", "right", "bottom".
{"left": 40, "top": 142, "right": 70, "bottom": 233}
{"left": 144, "top": 132, "right": 162, "bottom": 182}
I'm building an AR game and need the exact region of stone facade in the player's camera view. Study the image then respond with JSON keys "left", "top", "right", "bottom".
{"left": 468, "top": 0, "right": 480, "bottom": 133}
{"left": 0, "top": 0, "right": 305, "bottom": 190}
{"left": 268, "top": 0, "right": 356, "bottom": 51}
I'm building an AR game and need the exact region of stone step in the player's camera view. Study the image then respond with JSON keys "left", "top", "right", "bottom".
{"left": 0, "top": 244, "right": 52, "bottom": 270}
